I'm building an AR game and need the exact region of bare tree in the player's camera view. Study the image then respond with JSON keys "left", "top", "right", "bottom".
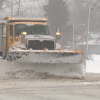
{"left": 0, "top": 0, "right": 48, "bottom": 19}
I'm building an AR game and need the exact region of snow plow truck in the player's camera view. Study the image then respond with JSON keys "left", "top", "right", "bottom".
{"left": 0, "top": 17, "right": 86, "bottom": 79}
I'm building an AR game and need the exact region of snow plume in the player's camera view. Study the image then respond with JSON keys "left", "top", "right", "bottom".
{"left": 0, "top": 0, "right": 49, "bottom": 19}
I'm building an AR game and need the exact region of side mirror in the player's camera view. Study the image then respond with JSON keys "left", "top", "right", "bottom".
{"left": 56, "top": 28, "right": 61, "bottom": 38}
{"left": 56, "top": 28, "right": 61, "bottom": 43}
{"left": 56, "top": 32, "right": 61, "bottom": 39}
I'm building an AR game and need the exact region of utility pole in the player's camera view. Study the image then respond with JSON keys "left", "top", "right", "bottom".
{"left": 73, "top": 24, "right": 85, "bottom": 51}
{"left": 87, "top": 3, "right": 91, "bottom": 53}
{"left": 73, "top": 23, "right": 74, "bottom": 51}
{"left": 32, "top": 0, "right": 37, "bottom": 17}
{"left": 32, "top": 0, "right": 34, "bottom": 17}
{"left": 11, "top": 0, "right": 13, "bottom": 17}
{"left": 18, "top": 0, "right": 21, "bottom": 17}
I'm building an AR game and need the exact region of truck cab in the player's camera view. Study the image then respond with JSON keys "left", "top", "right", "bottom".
{"left": 0, "top": 17, "right": 61, "bottom": 57}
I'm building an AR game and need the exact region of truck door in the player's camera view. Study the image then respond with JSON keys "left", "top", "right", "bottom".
{"left": 0, "top": 26, "right": 3, "bottom": 55}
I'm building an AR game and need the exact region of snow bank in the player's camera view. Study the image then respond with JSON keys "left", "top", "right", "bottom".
{"left": 86, "top": 55, "right": 100, "bottom": 73}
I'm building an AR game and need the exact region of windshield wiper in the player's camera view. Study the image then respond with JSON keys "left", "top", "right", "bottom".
{"left": 28, "top": 26, "right": 34, "bottom": 35}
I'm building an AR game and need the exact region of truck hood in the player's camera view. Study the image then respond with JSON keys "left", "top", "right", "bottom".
{"left": 25, "top": 35, "right": 55, "bottom": 40}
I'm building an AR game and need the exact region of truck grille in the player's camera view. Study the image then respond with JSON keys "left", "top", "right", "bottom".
{"left": 28, "top": 40, "right": 54, "bottom": 50}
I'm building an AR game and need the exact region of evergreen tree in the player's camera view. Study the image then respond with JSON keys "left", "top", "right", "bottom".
{"left": 44, "top": 0, "right": 69, "bottom": 38}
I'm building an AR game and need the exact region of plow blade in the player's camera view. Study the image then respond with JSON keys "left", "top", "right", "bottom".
{"left": 7, "top": 51, "right": 85, "bottom": 63}
{"left": 0, "top": 51, "right": 86, "bottom": 79}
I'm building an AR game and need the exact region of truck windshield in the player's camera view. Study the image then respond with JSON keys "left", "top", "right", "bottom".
{"left": 14, "top": 24, "right": 50, "bottom": 36}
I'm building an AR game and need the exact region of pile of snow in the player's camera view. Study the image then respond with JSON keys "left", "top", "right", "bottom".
{"left": 86, "top": 55, "right": 100, "bottom": 73}
{"left": 90, "top": 34, "right": 100, "bottom": 39}
{"left": 78, "top": 39, "right": 100, "bottom": 45}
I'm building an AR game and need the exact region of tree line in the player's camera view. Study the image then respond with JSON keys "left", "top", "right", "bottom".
{"left": 0, "top": 0, "right": 100, "bottom": 44}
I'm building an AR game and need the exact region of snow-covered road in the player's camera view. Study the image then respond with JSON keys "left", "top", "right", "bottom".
{"left": 0, "top": 55, "right": 100, "bottom": 100}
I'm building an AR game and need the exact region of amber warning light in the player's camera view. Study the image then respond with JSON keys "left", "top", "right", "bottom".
{"left": 8, "top": 17, "right": 11, "bottom": 20}
{"left": 8, "top": 17, "right": 15, "bottom": 20}
{"left": 43, "top": 18, "right": 46, "bottom": 20}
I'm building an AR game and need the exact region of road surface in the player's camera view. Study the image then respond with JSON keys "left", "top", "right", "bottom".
{"left": 0, "top": 73, "right": 100, "bottom": 100}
